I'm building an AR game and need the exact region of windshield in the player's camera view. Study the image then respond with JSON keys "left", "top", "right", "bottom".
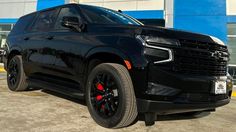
{"left": 80, "top": 5, "right": 143, "bottom": 25}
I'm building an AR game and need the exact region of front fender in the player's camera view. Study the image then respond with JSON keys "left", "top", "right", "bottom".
{"left": 85, "top": 46, "right": 129, "bottom": 61}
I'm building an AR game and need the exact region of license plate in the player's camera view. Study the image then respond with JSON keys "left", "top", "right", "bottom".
{"left": 214, "top": 80, "right": 226, "bottom": 94}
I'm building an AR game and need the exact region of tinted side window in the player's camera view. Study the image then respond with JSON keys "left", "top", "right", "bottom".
{"left": 10, "top": 13, "right": 36, "bottom": 35}
{"left": 55, "top": 7, "right": 81, "bottom": 29}
{"left": 31, "top": 9, "right": 58, "bottom": 32}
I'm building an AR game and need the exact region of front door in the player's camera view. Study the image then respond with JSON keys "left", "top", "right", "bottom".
{"left": 43, "top": 6, "right": 85, "bottom": 83}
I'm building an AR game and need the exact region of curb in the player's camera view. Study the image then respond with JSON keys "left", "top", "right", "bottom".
{"left": 0, "top": 67, "right": 5, "bottom": 72}
{"left": 0, "top": 63, "right": 6, "bottom": 72}
{"left": 232, "top": 92, "right": 236, "bottom": 97}
{"left": 233, "top": 85, "right": 236, "bottom": 97}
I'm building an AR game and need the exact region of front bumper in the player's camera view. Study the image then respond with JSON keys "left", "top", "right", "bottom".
{"left": 136, "top": 63, "right": 232, "bottom": 114}
{"left": 137, "top": 97, "right": 230, "bottom": 115}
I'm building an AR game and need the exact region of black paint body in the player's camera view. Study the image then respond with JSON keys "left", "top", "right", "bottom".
{"left": 4, "top": 4, "right": 231, "bottom": 114}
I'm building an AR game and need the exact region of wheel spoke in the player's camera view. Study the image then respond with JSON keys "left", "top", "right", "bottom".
{"left": 95, "top": 89, "right": 104, "bottom": 94}
{"left": 109, "top": 102, "right": 116, "bottom": 112}
{"left": 101, "top": 74, "right": 106, "bottom": 83}
{"left": 95, "top": 76, "right": 101, "bottom": 83}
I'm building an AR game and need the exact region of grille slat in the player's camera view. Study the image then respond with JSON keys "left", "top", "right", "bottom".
{"left": 173, "top": 40, "right": 229, "bottom": 76}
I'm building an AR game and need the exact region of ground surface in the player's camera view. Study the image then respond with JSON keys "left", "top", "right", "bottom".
{"left": 0, "top": 72, "right": 235, "bottom": 132}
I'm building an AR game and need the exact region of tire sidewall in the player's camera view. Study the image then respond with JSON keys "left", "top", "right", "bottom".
{"left": 86, "top": 64, "right": 128, "bottom": 128}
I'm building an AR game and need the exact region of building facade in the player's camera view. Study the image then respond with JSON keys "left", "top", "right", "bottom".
{"left": 0, "top": 0, "right": 235, "bottom": 69}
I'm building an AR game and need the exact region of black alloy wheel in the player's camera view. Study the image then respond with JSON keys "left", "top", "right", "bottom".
{"left": 8, "top": 58, "right": 18, "bottom": 87}
{"left": 7, "top": 55, "right": 28, "bottom": 91}
{"left": 86, "top": 63, "right": 137, "bottom": 128}
{"left": 90, "top": 72, "right": 119, "bottom": 118}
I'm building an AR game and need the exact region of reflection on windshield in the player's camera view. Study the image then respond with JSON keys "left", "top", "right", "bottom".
{"left": 80, "top": 5, "right": 143, "bottom": 25}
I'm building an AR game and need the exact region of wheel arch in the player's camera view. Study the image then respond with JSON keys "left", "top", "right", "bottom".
{"left": 85, "top": 47, "right": 131, "bottom": 70}
{"left": 82, "top": 47, "right": 132, "bottom": 84}
{"left": 7, "top": 46, "right": 22, "bottom": 67}
{"left": 85, "top": 47, "right": 129, "bottom": 61}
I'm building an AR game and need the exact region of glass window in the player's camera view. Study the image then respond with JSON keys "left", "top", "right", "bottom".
{"left": 228, "top": 23, "right": 236, "bottom": 65}
{"left": 228, "top": 65, "right": 236, "bottom": 84}
{"left": 11, "top": 13, "right": 36, "bottom": 35}
{"left": 228, "top": 24, "right": 236, "bottom": 35}
{"left": 55, "top": 7, "right": 81, "bottom": 29}
{"left": 227, "top": 23, "right": 236, "bottom": 83}
{"left": 0, "top": 25, "right": 12, "bottom": 31}
{"left": 228, "top": 37, "right": 236, "bottom": 64}
{"left": 0, "top": 32, "right": 8, "bottom": 48}
{"left": 80, "top": 5, "right": 142, "bottom": 25}
{"left": 31, "top": 9, "right": 58, "bottom": 32}
{"left": 0, "top": 24, "right": 13, "bottom": 48}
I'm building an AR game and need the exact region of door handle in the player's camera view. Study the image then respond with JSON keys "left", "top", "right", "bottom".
{"left": 46, "top": 36, "right": 54, "bottom": 40}
{"left": 24, "top": 37, "right": 29, "bottom": 41}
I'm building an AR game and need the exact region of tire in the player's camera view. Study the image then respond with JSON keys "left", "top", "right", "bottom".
{"left": 86, "top": 63, "right": 138, "bottom": 128}
{"left": 7, "top": 55, "right": 28, "bottom": 91}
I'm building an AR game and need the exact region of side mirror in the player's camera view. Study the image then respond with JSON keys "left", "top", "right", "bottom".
{"left": 61, "top": 16, "right": 84, "bottom": 32}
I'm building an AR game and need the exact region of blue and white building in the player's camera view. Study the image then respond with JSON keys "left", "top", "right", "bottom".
{"left": 0, "top": 0, "right": 235, "bottom": 74}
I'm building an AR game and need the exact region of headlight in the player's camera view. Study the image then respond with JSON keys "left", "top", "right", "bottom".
{"left": 136, "top": 35, "right": 174, "bottom": 64}
{"left": 136, "top": 35, "right": 179, "bottom": 46}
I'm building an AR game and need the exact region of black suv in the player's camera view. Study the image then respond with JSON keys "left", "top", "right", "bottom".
{"left": 4, "top": 4, "right": 232, "bottom": 128}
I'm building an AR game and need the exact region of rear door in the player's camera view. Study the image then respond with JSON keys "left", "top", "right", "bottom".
{"left": 24, "top": 9, "right": 59, "bottom": 77}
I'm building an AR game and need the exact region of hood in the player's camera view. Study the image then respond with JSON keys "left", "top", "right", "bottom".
{"left": 89, "top": 24, "right": 224, "bottom": 45}
{"left": 133, "top": 25, "right": 221, "bottom": 44}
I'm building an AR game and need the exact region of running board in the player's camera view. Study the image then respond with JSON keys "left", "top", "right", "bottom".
{"left": 27, "top": 78, "right": 84, "bottom": 99}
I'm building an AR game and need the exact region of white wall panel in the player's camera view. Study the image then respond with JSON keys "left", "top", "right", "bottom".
{"left": 137, "top": 0, "right": 164, "bottom": 10}
{"left": 79, "top": 2, "right": 104, "bottom": 7}
{"left": 165, "top": 0, "right": 174, "bottom": 28}
{"left": 227, "top": 0, "right": 236, "bottom": 15}
{"left": 104, "top": 1, "right": 137, "bottom": 11}
{"left": 24, "top": 2, "right": 37, "bottom": 15}
{"left": 0, "top": 0, "right": 37, "bottom": 18}
{"left": 78, "top": 0, "right": 164, "bottom": 11}
{"left": 0, "top": 3, "right": 24, "bottom": 18}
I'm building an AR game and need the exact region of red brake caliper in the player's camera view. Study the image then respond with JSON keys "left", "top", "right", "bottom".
{"left": 96, "top": 83, "right": 104, "bottom": 91}
{"left": 96, "top": 95, "right": 103, "bottom": 101}
{"left": 96, "top": 83, "right": 104, "bottom": 101}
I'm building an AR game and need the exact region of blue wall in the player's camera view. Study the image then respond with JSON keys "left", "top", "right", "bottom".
{"left": 37, "top": 0, "right": 65, "bottom": 10}
{"left": 228, "top": 16, "right": 236, "bottom": 23}
{"left": 124, "top": 10, "right": 164, "bottom": 19}
{"left": 0, "top": 18, "right": 18, "bottom": 24}
{"left": 173, "top": 0, "right": 227, "bottom": 43}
